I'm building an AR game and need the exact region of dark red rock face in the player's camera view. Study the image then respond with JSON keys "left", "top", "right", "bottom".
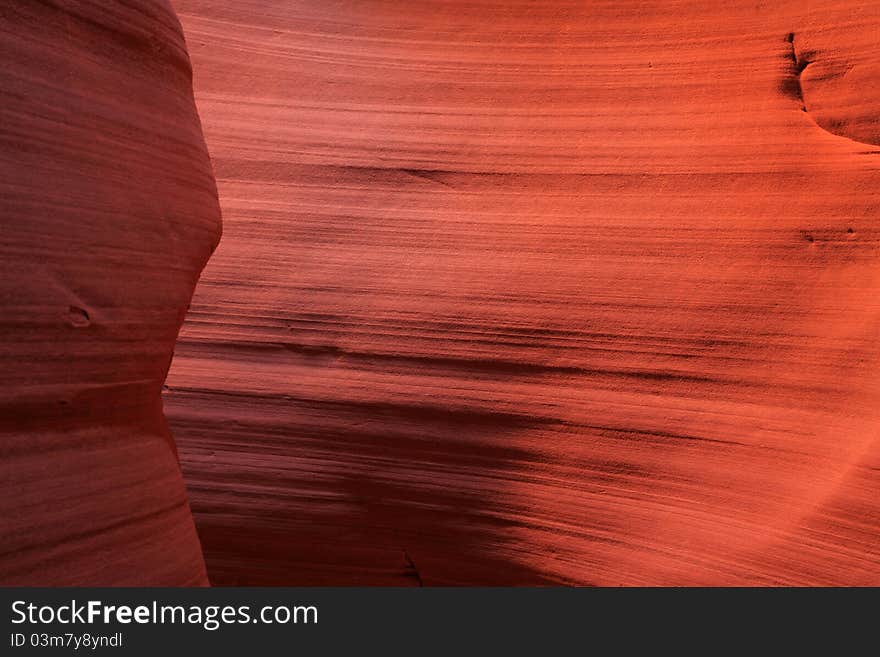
{"left": 0, "top": 1, "right": 220, "bottom": 585}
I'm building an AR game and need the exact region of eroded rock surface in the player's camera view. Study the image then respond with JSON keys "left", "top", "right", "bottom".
{"left": 3, "top": 0, "right": 878, "bottom": 587}
{"left": 0, "top": 1, "right": 220, "bottom": 585}
{"left": 165, "top": 0, "right": 880, "bottom": 586}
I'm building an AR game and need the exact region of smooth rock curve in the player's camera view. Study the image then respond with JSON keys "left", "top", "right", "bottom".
{"left": 0, "top": 0, "right": 220, "bottom": 585}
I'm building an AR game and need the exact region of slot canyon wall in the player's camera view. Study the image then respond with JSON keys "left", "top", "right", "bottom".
{"left": 164, "top": 0, "right": 880, "bottom": 585}
{"left": 0, "top": 1, "right": 219, "bottom": 584}
{"left": 1, "top": 0, "right": 878, "bottom": 586}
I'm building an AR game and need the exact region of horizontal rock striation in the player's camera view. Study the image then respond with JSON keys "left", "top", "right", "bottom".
{"left": 0, "top": 0, "right": 220, "bottom": 584}
{"left": 166, "top": 0, "right": 880, "bottom": 585}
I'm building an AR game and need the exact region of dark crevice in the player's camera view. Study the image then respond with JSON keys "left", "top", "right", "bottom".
{"left": 66, "top": 305, "right": 91, "bottom": 328}
{"left": 403, "top": 551, "right": 424, "bottom": 587}
{"left": 399, "top": 168, "right": 454, "bottom": 188}
{"left": 781, "top": 32, "right": 811, "bottom": 111}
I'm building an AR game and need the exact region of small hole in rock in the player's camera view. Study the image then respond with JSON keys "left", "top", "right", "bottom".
{"left": 66, "top": 305, "right": 90, "bottom": 328}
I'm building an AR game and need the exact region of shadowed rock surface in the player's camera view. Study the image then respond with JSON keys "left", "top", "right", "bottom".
{"left": 2, "top": 0, "right": 878, "bottom": 587}
{"left": 0, "top": 0, "right": 220, "bottom": 585}
{"left": 164, "top": 0, "right": 880, "bottom": 585}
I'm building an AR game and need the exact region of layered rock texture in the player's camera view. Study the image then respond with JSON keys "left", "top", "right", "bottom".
{"left": 2, "top": 0, "right": 878, "bottom": 586}
{"left": 163, "top": 0, "right": 880, "bottom": 585}
{"left": 0, "top": 1, "right": 219, "bottom": 584}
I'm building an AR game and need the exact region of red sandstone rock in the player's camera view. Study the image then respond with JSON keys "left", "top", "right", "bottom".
{"left": 0, "top": 1, "right": 219, "bottom": 585}
{"left": 2, "top": 0, "right": 878, "bottom": 587}
{"left": 166, "top": 0, "right": 880, "bottom": 585}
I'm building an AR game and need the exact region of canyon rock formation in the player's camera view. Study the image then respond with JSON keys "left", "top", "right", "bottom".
{"left": 164, "top": 0, "right": 880, "bottom": 585}
{"left": 0, "top": 1, "right": 219, "bottom": 584}
{"left": 2, "top": 0, "right": 878, "bottom": 586}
